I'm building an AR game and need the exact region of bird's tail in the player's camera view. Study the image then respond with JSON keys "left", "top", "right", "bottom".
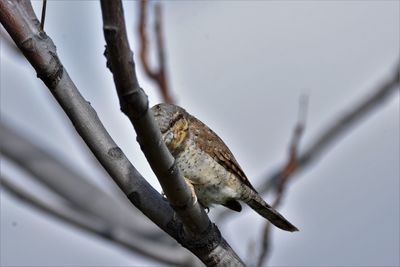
{"left": 242, "top": 186, "right": 298, "bottom": 232}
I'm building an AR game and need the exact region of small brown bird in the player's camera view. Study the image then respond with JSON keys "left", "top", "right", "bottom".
{"left": 151, "top": 103, "right": 298, "bottom": 232}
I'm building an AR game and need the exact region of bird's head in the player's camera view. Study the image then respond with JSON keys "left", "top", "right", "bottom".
{"left": 151, "top": 103, "right": 187, "bottom": 133}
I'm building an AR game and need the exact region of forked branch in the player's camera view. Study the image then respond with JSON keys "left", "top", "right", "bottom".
{"left": 0, "top": 0, "right": 244, "bottom": 265}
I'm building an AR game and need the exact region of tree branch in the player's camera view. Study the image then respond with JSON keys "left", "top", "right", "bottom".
{"left": 256, "top": 96, "right": 308, "bottom": 267}
{"left": 0, "top": 25, "right": 21, "bottom": 56}
{"left": 261, "top": 63, "right": 399, "bottom": 195}
{"left": 39, "top": 0, "right": 46, "bottom": 32}
{"left": 256, "top": 62, "right": 399, "bottom": 266}
{"left": 100, "top": 1, "right": 244, "bottom": 265}
{"left": 0, "top": 1, "right": 244, "bottom": 265}
{"left": 101, "top": 0, "right": 201, "bottom": 235}
{"left": 217, "top": 62, "right": 399, "bottom": 222}
{"left": 0, "top": 0, "right": 176, "bottom": 232}
{"left": 100, "top": 0, "right": 207, "bottom": 235}
{"left": 0, "top": 176, "right": 193, "bottom": 267}
{"left": 138, "top": 0, "right": 174, "bottom": 104}
{"left": 0, "top": 0, "right": 184, "bottom": 259}
{"left": 0, "top": 121, "right": 168, "bottom": 242}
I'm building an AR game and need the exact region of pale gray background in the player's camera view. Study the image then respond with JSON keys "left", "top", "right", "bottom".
{"left": 1, "top": 1, "right": 399, "bottom": 266}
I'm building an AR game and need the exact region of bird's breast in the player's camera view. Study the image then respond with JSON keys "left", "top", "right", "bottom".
{"left": 174, "top": 140, "right": 240, "bottom": 205}
{"left": 175, "top": 141, "right": 219, "bottom": 184}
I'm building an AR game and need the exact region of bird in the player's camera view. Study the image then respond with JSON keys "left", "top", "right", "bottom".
{"left": 151, "top": 103, "right": 298, "bottom": 232}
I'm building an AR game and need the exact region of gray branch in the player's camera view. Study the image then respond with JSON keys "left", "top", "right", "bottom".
{"left": 100, "top": 0, "right": 208, "bottom": 235}
{"left": 0, "top": 0, "right": 172, "bottom": 234}
{"left": 0, "top": 0, "right": 244, "bottom": 265}
{"left": 0, "top": 176, "right": 193, "bottom": 267}
{"left": 0, "top": 121, "right": 171, "bottom": 243}
{"left": 99, "top": 1, "right": 244, "bottom": 265}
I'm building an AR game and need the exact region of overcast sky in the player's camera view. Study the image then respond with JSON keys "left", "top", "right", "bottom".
{"left": 1, "top": 1, "right": 399, "bottom": 266}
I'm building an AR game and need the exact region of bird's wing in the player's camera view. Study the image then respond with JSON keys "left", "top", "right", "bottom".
{"left": 188, "top": 115, "right": 257, "bottom": 192}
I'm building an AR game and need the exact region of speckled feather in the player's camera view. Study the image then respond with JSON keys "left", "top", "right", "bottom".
{"left": 187, "top": 115, "right": 257, "bottom": 192}
{"left": 151, "top": 103, "right": 298, "bottom": 232}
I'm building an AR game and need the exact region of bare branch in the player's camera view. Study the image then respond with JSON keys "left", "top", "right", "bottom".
{"left": 0, "top": 26, "right": 21, "bottom": 56}
{"left": 39, "top": 0, "right": 46, "bottom": 32}
{"left": 101, "top": 0, "right": 204, "bottom": 235}
{"left": 0, "top": 121, "right": 167, "bottom": 242}
{"left": 276, "top": 95, "right": 308, "bottom": 196}
{"left": 0, "top": 1, "right": 243, "bottom": 265}
{"left": 100, "top": 1, "right": 244, "bottom": 265}
{"left": 256, "top": 96, "right": 308, "bottom": 267}
{"left": 138, "top": 0, "right": 174, "bottom": 104}
{"left": 256, "top": 63, "right": 399, "bottom": 266}
{"left": 0, "top": 176, "right": 194, "bottom": 267}
{"left": 216, "top": 63, "right": 399, "bottom": 223}
{"left": 261, "top": 63, "right": 399, "bottom": 195}
{"left": 0, "top": 0, "right": 186, "bottom": 258}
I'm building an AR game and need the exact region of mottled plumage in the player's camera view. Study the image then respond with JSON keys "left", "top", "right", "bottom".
{"left": 151, "top": 103, "right": 298, "bottom": 232}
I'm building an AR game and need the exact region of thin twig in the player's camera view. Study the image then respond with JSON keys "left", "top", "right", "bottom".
{"left": 138, "top": 0, "right": 174, "bottom": 104}
{"left": 276, "top": 95, "right": 308, "bottom": 195}
{"left": 40, "top": 0, "right": 47, "bottom": 32}
{"left": 216, "top": 63, "right": 399, "bottom": 223}
{"left": 256, "top": 63, "right": 399, "bottom": 266}
{"left": 0, "top": 176, "right": 192, "bottom": 267}
{"left": 256, "top": 95, "right": 308, "bottom": 267}
{"left": 261, "top": 63, "right": 400, "bottom": 196}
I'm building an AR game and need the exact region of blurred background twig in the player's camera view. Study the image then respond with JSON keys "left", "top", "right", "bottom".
{"left": 138, "top": 0, "right": 174, "bottom": 104}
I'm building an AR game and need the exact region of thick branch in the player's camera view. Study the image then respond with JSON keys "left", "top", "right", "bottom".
{"left": 100, "top": 0, "right": 206, "bottom": 236}
{"left": 99, "top": 1, "right": 244, "bottom": 265}
{"left": 0, "top": 176, "right": 192, "bottom": 267}
{"left": 0, "top": 0, "right": 181, "bottom": 256}
{"left": 0, "top": 26, "right": 21, "bottom": 56}
{"left": 0, "top": 1, "right": 244, "bottom": 265}
{"left": 0, "top": 121, "right": 167, "bottom": 242}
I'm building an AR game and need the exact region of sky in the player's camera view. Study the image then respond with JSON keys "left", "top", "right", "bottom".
{"left": 1, "top": 1, "right": 399, "bottom": 266}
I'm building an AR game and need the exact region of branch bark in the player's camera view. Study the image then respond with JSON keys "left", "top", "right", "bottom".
{"left": 100, "top": 1, "right": 244, "bottom": 265}
{"left": 0, "top": 175, "right": 192, "bottom": 267}
{"left": 0, "top": 0, "right": 171, "bottom": 233}
{"left": 0, "top": 0, "right": 244, "bottom": 265}
{"left": 0, "top": 0, "right": 181, "bottom": 252}
{"left": 100, "top": 0, "right": 205, "bottom": 233}
{"left": 0, "top": 121, "right": 168, "bottom": 242}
